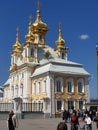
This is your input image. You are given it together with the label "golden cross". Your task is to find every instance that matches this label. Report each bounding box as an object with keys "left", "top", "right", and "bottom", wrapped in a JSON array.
[
  {"left": 37, "top": 0, "right": 40, "bottom": 10},
  {"left": 16, "top": 27, "right": 19, "bottom": 33},
  {"left": 59, "top": 22, "right": 62, "bottom": 30},
  {"left": 16, "top": 27, "right": 19, "bottom": 40},
  {"left": 29, "top": 15, "right": 33, "bottom": 23}
]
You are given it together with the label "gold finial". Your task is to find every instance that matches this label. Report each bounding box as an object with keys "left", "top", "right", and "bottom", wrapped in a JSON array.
[
  {"left": 13, "top": 27, "right": 22, "bottom": 53},
  {"left": 29, "top": 15, "right": 33, "bottom": 24},
  {"left": 32, "top": 1, "right": 48, "bottom": 34},
  {"left": 16, "top": 27, "right": 19, "bottom": 33},
  {"left": 35, "top": 1, "right": 41, "bottom": 23},
  {"left": 59, "top": 22, "right": 62, "bottom": 30},
  {"left": 55, "top": 22, "right": 65, "bottom": 48},
  {"left": 37, "top": 0, "right": 40, "bottom": 10},
  {"left": 58, "top": 22, "right": 62, "bottom": 39},
  {"left": 16, "top": 27, "right": 19, "bottom": 42}
]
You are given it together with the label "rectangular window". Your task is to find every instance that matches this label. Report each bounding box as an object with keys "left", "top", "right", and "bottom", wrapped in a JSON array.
[
  {"left": 15, "top": 86, "right": 18, "bottom": 96},
  {"left": 38, "top": 82, "right": 41, "bottom": 94},
  {"left": 57, "top": 81, "right": 61, "bottom": 92},
  {"left": 67, "top": 82, "right": 72, "bottom": 93},
  {"left": 31, "top": 48, "right": 34, "bottom": 56},
  {"left": 22, "top": 73, "right": 24, "bottom": 78},
  {"left": 79, "top": 100, "right": 83, "bottom": 110},
  {"left": 20, "top": 84, "right": 23, "bottom": 96},
  {"left": 57, "top": 100, "right": 62, "bottom": 110},
  {"left": 33, "top": 83, "right": 36, "bottom": 94},
  {"left": 78, "top": 82, "right": 82, "bottom": 93},
  {"left": 12, "top": 87, "right": 14, "bottom": 97},
  {"left": 68, "top": 101, "right": 74, "bottom": 110},
  {"left": 43, "top": 80, "right": 47, "bottom": 93}
]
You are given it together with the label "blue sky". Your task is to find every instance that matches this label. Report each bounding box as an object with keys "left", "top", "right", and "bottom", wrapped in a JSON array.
[{"left": 0, "top": 0, "right": 98, "bottom": 99}]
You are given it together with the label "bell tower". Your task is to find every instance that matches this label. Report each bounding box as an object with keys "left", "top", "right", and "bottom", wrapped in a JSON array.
[
  {"left": 10, "top": 28, "right": 22, "bottom": 71},
  {"left": 55, "top": 23, "right": 68, "bottom": 61}
]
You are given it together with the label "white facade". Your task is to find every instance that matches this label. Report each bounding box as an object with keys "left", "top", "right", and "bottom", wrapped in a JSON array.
[{"left": 3, "top": 4, "right": 90, "bottom": 116}]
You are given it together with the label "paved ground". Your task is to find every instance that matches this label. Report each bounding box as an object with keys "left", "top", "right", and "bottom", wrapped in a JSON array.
[{"left": 0, "top": 117, "right": 97, "bottom": 130}]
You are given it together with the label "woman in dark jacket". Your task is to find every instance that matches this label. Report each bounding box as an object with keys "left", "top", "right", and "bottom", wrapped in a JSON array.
[
  {"left": 63, "top": 109, "right": 70, "bottom": 123},
  {"left": 71, "top": 112, "right": 79, "bottom": 130},
  {"left": 7, "top": 111, "right": 15, "bottom": 130}
]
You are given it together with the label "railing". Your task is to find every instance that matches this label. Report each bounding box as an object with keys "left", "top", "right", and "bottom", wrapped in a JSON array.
[
  {"left": 22, "top": 103, "right": 43, "bottom": 112},
  {"left": 0, "top": 103, "right": 13, "bottom": 112},
  {"left": 0, "top": 103, "right": 43, "bottom": 112}
]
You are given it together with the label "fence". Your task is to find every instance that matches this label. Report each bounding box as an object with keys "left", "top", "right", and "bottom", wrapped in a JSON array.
[
  {"left": 0, "top": 103, "right": 43, "bottom": 112},
  {"left": 0, "top": 103, "right": 13, "bottom": 112},
  {"left": 22, "top": 103, "right": 43, "bottom": 112}
]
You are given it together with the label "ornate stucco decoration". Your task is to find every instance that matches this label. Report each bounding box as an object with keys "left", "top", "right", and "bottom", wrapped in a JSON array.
[
  {"left": 10, "top": 63, "right": 17, "bottom": 71},
  {"left": 44, "top": 50, "right": 52, "bottom": 60}
]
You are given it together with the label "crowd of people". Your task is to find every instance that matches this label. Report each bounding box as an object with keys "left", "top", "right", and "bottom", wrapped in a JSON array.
[
  {"left": 7, "top": 108, "right": 98, "bottom": 130},
  {"left": 57, "top": 108, "right": 98, "bottom": 130}
]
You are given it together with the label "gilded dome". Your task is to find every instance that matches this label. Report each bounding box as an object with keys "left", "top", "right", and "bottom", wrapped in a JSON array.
[
  {"left": 32, "top": 9, "right": 48, "bottom": 34},
  {"left": 12, "top": 28, "right": 22, "bottom": 54},
  {"left": 55, "top": 24, "right": 65, "bottom": 48},
  {"left": 25, "top": 19, "right": 35, "bottom": 43}
]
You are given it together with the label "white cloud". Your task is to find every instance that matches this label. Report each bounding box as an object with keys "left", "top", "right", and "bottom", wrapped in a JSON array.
[{"left": 79, "top": 34, "right": 89, "bottom": 40}]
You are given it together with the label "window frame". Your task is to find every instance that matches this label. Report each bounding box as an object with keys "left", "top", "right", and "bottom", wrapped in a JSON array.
[
  {"left": 56, "top": 99, "right": 64, "bottom": 111},
  {"left": 66, "top": 78, "right": 74, "bottom": 93},
  {"left": 78, "top": 100, "right": 83, "bottom": 110},
  {"left": 77, "top": 78, "right": 84, "bottom": 94},
  {"left": 56, "top": 77, "right": 63, "bottom": 93}
]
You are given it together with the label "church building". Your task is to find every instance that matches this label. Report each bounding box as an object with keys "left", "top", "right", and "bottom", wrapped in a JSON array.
[{"left": 3, "top": 3, "right": 90, "bottom": 117}]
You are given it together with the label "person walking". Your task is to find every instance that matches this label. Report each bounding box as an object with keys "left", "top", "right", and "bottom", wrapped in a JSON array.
[
  {"left": 62, "top": 109, "right": 70, "bottom": 123},
  {"left": 83, "top": 113, "right": 92, "bottom": 130},
  {"left": 7, "top": 110, "right": 19, "bottom": 130},
  {"left": 93, "top": 113, "right": 98, "bottom": 130},
  {"left": 70, "top": 111, "right": 80, "bottom": 130}
]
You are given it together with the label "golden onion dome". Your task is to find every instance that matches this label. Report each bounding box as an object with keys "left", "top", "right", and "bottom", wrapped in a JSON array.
[
  {"left": 32, "top": 8, "right": 48, "bottom": 34},
  {"left": 13, "top": 28, "right": 22, "bottom": 53},
  {"left": 25, "top": 16, "right": 35, "bottom": 43},
  {"left": 55, "top": 23, "right": 65, "bottom": 48}
]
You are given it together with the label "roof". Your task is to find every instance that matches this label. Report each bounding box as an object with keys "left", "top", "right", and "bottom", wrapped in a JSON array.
[
  {"left": 85, "top": 102, "right": 98, "bottom": 106},
  {"left": 3, "top": 79, "right": 9, "bottom": 87},
  {"left": 31, "top": 60, "right": 90, "bottom": 77},
  {"left": 40, "top": 58, "right": 82, "bottom": 66},
  {"left": 0, "top": 86, "right": 4, "bottom": 94},
  {"left": 0, "top": 89, "right": 3, "bottom": 94}
]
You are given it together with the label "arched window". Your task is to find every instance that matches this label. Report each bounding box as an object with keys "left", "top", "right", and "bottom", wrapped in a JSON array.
[
  {"left": 67, "top": 100, "right": 74, "bottom": 110},
  {"left": 31, "top": 48, "right": 34, "bottom": 56},
  {"left": 56, "top": 77, "right": 63, "bottom": 93},
  {"left": 56, "top": 99, "right": 64, "bottom": 111},
  {"left": 66, "top": 78, "right": 74, "bottom": 93},
  {"left": 38, "top": 82, "right": 41, "bottom": 94},
  {"left": 11, "top": 86, "right": 14, "bottom": 97},
  {"left": 15, "top": 85, "right": 18, "bottom": 96},
  {"left": 61, "top": 52, "right": 65, "bottom": 59},
  {"left": 33, "top": 82, "right": 36, "bottom": 94},
  {"left": 22, "top": 73, "right": 24, "bottom": 78},
  {"left": 25, "top": 49, "right": 27, "bottom": 57},
  {"left": 77, "top": 78, "right": 84, "bottom": 93},
  {"left": 78, "top": 99, "right": 83, "bottom": 110},
  {"left": 20, "top": 84, "right": 23, "bottom": 96},
  {"left": 43, "top": 80, "right": 47, "bottom": 93}
]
